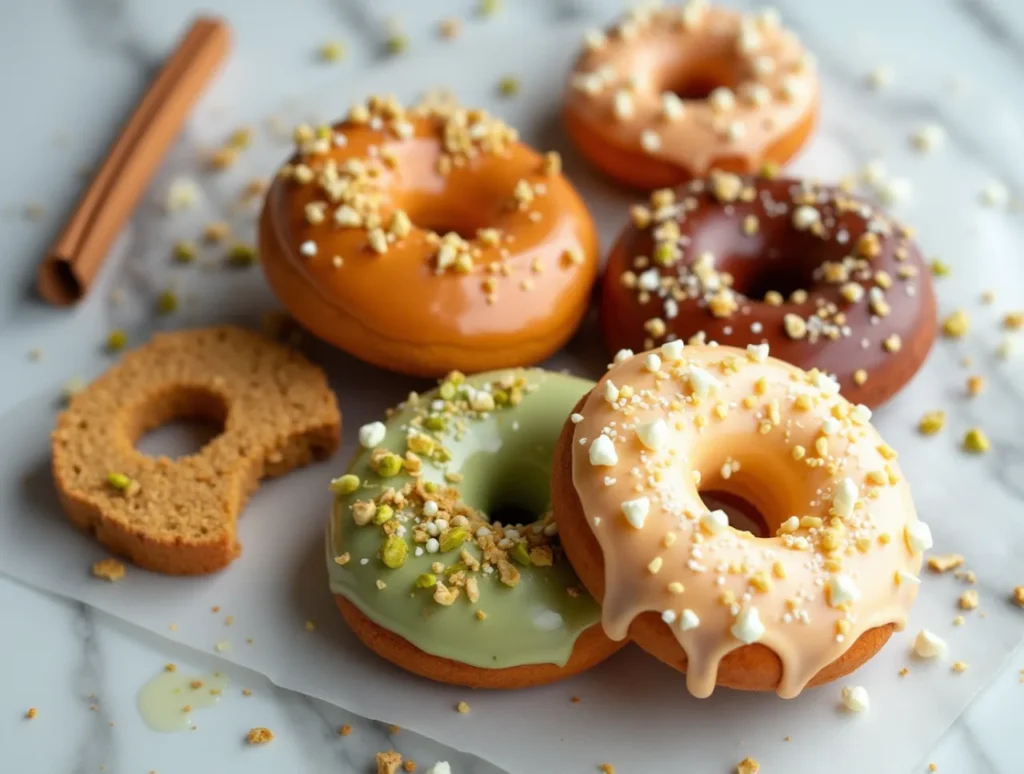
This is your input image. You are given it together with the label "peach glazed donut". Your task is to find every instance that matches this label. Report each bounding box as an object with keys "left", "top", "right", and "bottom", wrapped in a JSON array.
[
  {"left": 601, "top": 173, "right": 937, "bottom": 407},
  {"left": 551, "top": 342, "right": 930, "bottom": 697},
  {"left": 259, "top": 95, "right": 599, "bottom": 377},
  {"left": 563, "top": 2, "right": 818, "bottom": 189},
  {"left": 327, "top": 369, "right": 622, "bottom": 689}
]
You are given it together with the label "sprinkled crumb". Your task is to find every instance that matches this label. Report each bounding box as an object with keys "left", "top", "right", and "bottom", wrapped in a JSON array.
[
  {"left": 456, "top": 701, "right": 470, "bottom": 714},
  {"left": 497, "top": 76, "right": 520, "bottom": 97},
  {"left": 866, "top": 66, "right": 892, "bottom": 89},
  {"left": 979, "top": 181, "right": 1008, "bottom": 207},
  {"left": 929, "top": 765, "right": 938, "bottom": 772},
  {"left": 953, "top": 615, "right": 965, "bottom": 626},
  {"left": 388, "top": 724, "right": 401, "bottom": 735},
  {"left": 91, "top": 558, "right": 126, "bottom": 582},
  {"left": 1013, "top": 587, "right": 1024, "bottom": 606},
  {"left": 165, "top": 178, "right": 200, "bottom": 212},
  {"left": 25, "top": 708, "right": 37, "bottom": 719},
  {"left": 242, "top": 689, "right": 252, "bottom": 696},
  {"left": 203, "top": 222, "right": 230, "bottom": 243},
  {"left": 962, "top": 428, "right": 990, "bottom": 453},
  {"left": 156, "top": 290, "right": 178, "bottom": 315},
  {"left": 246, "top": 727, "right": 273, "bottom": 745},
  {"left": 304, "top": 620, "right": 316, "bottom": 631},
  {"left": 941, "top": 309, "right": 969, "bottom": 338},
  {"left": 225, "top": 243, "right": 257, "bottom": 267},
  {"left": 736, "top": 757, "right": 760, "bottom": 774},
  {"left": 959, "top": 589, "right": 979, "bottom": 610},
  {"left": 571, "top": 696, "right": 581, "bottom": 703},
  {"left": 928, "top": 554, "right": 965, "bottom": 573},
  {"left": 918, "top": 410, "right": 946, "bottom": 435},
  {"left": 952, "top": 661, "right": 968, "bottom": 673},
  {"left": 966, "top": 375, "right": 985, "bottom": 396},
  {"left": 106, "top": 329, "right": 128, "bottom": 353},
  {"left": 376, "top": 751, "right": 403, "bottom": 774},
  {"left": 319, "top": 41, "right": 346, "bottom": 62},
  {"left": 598, "top": 765, "right": 615, "bottom": 774},
  {"left": 173, "top": 240, "right": 197, "bottom": 263},
  {"left": 930, "top": 259, "right": 950, "bottom": 276},
  {"left": 438, "top": 18, "right": 461, "bottom": 39},
  {"left": 478, "top": 0, "right": 501, "bottom": 16},
  {"left": 403, "top": 761, "right": 417, "bottom": 773}
]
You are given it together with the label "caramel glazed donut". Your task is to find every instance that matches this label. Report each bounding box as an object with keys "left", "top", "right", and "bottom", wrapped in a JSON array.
[
  {"left": 259, "top": 95, "right": 599, "bottom": 377},
  {"left": 552, "top": 342, "right": 930, "bottom": 697},
  {"left": 563, "top": 2, "right": 819, "bottom": 189},
  {"left": 601, "top": 172, "right": 937, "bottom": 408}
]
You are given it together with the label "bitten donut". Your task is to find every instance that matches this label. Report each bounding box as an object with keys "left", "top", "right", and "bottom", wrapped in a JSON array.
[
  {"left": 52, "top": 327, "right": 341, "bottom": 575},
  {"left": 601, "top": 174, "right": 937, "bottom": 407},
  {"left": 327, "top": 369, "right": 622, "bottom": 688},
  {"left": 563, "top": 2, "right": 818, "bottom": 189},
  {"left": 552, "top": 343, "right": 929, "bottom": 697},
  {"left": 259, "top": 95, "right": 599, "bottom": 377}
]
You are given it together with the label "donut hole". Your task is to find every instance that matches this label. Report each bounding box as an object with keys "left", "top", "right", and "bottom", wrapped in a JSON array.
[
  {"left": 460, "top": 451, "right": 550, "bottom": 529},
  {"left": 735, "top": 262, "right": 813, "bottom": 303},
  {"left": 407, "top": 201, "right": 492, "bottom": 241},
  {"left": 699, "top": 489, "right": 770, "bottom": 539},
  {"left": 663, "top": 60, "right": 741, "bottom": 101},
  {"left": 130, "top": 387, "right": 229, "bottom": 460}
]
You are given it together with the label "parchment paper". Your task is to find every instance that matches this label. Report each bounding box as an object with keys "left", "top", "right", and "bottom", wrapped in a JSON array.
[{"left": 3, "top": 17, "right": 1024, "bottom": 774}]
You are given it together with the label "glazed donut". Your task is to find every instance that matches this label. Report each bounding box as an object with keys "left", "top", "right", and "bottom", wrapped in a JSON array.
[
  {"left": 259, "top": 95, "right": 599, "bottom": 377},
  {"left": 563, "top": 2, "right": 818, "bottom": 189},
  {"left": 327, "top": 369, "right": 623, "bottom": 688},
  {"left": 551, "top": 343, "right": 928, "bottom": 697},
  {"left": 601, "top": 173, "right": 937, "bottom": 407}
]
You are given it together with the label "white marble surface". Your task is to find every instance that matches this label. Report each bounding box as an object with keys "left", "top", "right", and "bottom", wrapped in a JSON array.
[{"left": 3, "top": 1, "right": 1024, "bottom": 772}]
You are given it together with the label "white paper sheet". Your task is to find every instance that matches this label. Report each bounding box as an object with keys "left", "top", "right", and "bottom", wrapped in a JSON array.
[{"left": 3, "top": 16, "right": 1024, "bottom": 774}]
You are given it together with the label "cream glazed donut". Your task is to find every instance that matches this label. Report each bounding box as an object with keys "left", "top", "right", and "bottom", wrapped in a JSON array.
[
  {"left": 563, "top": 2, "right": 819, "bottom": 189},
  {"left": 551, "top": 342, "right": 929, "bottom": 697}
]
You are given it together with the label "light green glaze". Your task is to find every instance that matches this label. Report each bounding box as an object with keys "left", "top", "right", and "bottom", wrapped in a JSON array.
[
  {"left": 326, "top": 368, "right": 598, "bottom": 669},
  {"left": 136, "top": 671, "right": 228, "bottom": 732}
]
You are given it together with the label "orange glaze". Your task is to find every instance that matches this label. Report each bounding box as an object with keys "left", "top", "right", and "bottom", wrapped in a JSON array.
[
  {"left": 562, "top": 3, "right": 819, "bottom": 190},
  {"left": 259, "top": 99, "right": 600, "bottom": 377}
]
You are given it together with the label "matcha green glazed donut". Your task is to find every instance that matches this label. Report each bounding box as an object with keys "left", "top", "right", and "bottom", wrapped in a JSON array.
[{"left": 327, "top": 368, "right": 622, "bottom": 688}]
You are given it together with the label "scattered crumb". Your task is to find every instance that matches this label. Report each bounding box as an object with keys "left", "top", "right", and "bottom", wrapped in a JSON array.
[
  {"left": 918, "top": 410, "right": 946, "bottom": 435},
  {"left": 61, "top": 377, "right": 85, "bottom": 403},
  {"left": 571, "top": 696, "right": 581, "bottom": 703},
  {"left": 27, "top": 348, "right": 43, "bottom": 361},
  {"left": 214, "top": 640, "right": 231, "bottom": 653},
  {"left": 497, "top": 75, "right": 520, "bottom": 97},
  {"left": 168, "top": 624, "right": 178, "bottom": 632},
  {"left": 598, "top": 765, "right": 615, "bottom": 774},
  {"left": 930, "top": 258, "right": 950, "bottom": 277},
  {"left": 865, "top": 66, "right": 892, "bottom": 89},
  {"left": 959, "top": 590, "right": 979, "bottom": 610},
  {"left": 737, "top": 757, "right": 760, "bottom": 774},
  {"left": 953, "top": 615, "right": 965, "bottom": 626},
  {"left": 304, "top": 620, "right": 316, "bottom": 631},
  {"left": 456, "top": 701, "right": 470, "bottom": 714},
  {"left": 105, "top": 329, "right": 128, "bottom": 353},
  {"left": 242, "top": 689, "right": 252, "bottom": 697},
  {"left": 339, "top": 724, "right": 352, "bottom": 736},
  {"left": 164, "top": 663, "right": 177, "bottom": 672},
  {"left": 156, "top": 290, "right": 178, "bottom": 315},
  {"left": 928, "top": 554, "right": 964, "bottom": 573},
  {"left": 929, "top": 764, "right": 938, "bottom": 773},
  {"left": 966, "top": 375, "right": 985, "bottom": 397},
  {"left": 438, "top": 18, "right": 461, "bottom": 39},
  {"left": 979, "top": 181, "right": 1009, "bottom": 207},
  {"left": 376, "top": 751, "right": 403, "bottom": 774},
  {"left": 388, "top": 724, "right": 401, "bottom": 735},
  {"left": 25, "top": 708, "right": 37, "bottom": 719},
  {"left": 165, "top": 178, "right": 200, "bottom": 212},
  {"left": 1014, "top": 587, "right": 1024, "bottom": 606},
  {"left": 941, "top": 309, "right": 969, "bottom": 338},
  {"left": 403, "top": 761, "right": 417, "bottom": 773},
  {"left": 91, "top": 558, "right": 126, "bottom": 582},
  {"left": 898, "top": 667, "right": 909, "bottom": 677},
  {"left": 246, "top": 727, "right": 274, "bottom": 745},
  {"left": 203, "top": 222, "right": 230, "bottom": 243},
  {"left": 478, "top": 0, "right": 501, "bottom": 16},
  {"left": 962, "top": 428, "right": 990, "bottom": 454},
  {"left": 952, "top": 661, "right": 969, "bottom": 673},
  {"left": 318, "top": 40, "right": 346, "bottom": 62}
]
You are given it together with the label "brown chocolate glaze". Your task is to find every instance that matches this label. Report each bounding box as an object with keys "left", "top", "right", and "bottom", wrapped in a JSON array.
[{"left": 601, "top": 174, "right": 937, "bottom": 407}]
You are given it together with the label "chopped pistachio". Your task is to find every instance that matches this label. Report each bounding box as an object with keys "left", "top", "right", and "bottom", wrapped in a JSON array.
[
  {"left": 511, "top": 541, "right": 532, "bottom": 566},
  {"left": 373, "top": 504, "right": 395, "bottom": 525},
  {"left": 319, "top": 40, "right": 346, "bottom": 62},
  {"left": 478, "top": 0, "right": 501, "bottom": 16},
  {"left": 106, "top": 472, "right": 133, "bottom": 491},
  {"left": 941, "top": 309, "right": 970, "bottom": 338},
  {"left": 381, "top": 535, "right": 408, "bottom": 568},
  {"left": 226, "top": 243, "right": 257, "bottom": 267},
  {"left": 962, "top": 428, "right": 990, "bottom": 453},
  {"left": 156, "top": 290, "right": 178, "bottom": 315},
  {"left": 173, "top": 240, "right": 197, "bottom": 263},
  {"left": 386, "top": 33, "right": 408, "bottom": 55},
  {"left": 497, "top": 75, "right": 520, "bottom": 97},
  {"left": 929, "top": 258, "right": 950, "bottom": 277},
  {"left": 329, "top": 474, "right": 360, "bottom": 495},
  {"left": 105, "top": 329, "right": 128, "bottom": 353},
  {"left": 439, "top": 527, "right": 469, "bottom": 553},
  {"left": 918, "top": 410, "right": 946, "bottom": 435},
  {"left": 415, "top": 573, "right": 437, "bottom": 589},
  {"left": 372, "top": 451, "right": 404, "bottom": 477}
]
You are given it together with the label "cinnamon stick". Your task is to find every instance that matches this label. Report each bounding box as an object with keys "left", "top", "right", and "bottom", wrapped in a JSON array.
[{"left": 37, "top": 17, "right": 231, "bottom": 306}]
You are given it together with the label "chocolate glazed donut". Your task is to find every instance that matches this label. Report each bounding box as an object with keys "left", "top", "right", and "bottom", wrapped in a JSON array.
[{"left": 601, "top": 173, "right": 937, "bottom": 407}]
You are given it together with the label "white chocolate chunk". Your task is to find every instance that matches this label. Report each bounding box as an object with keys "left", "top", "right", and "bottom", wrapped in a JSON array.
[
  {"left": 791, "top": 205, "right": 820, "bottom": 230},
  {"left": 832, "top": 478, "right": 858, "bottom": 519},
  {"left": 621, "top": 497, "right": 651, "bottom": 529},
  {"left": 680, "top": 609, "right": 700, "bottom": 631},
  {"left": 636, "top": 418, "right": 669, "bottom": 451},
  {"left": 603, "top": 380, "right": 620, "bottom": 403},
  {"left": 661, "top": 339, "right": 685, "bottom": 360},
  {"left": 358, "top": 421, "right": 386, "bottom": 448},
  {"left": 904, "top": 521, "right": 933, "bottom": 553},
  {"left": 746, "top": 342, "right": 769, "bottom": 362},
  {"left": 895, "top": 569, "right": 921, "bottom": 586},
  {"left": 851, "top": 404, "right": 872, "bottom": 423},
  {"left": 589, "top": 435, "right": 619, "bottom": 466},
  {"left": 570, "top": 413, "right": 584, "bottom": 424},
  {"left": 687, "top": 365, "right": 723, "bottom": 398},
  {"left": 614, "top": 348, "right": 634, "bottom": 364},
  {"left": 815, "top": 372, "right": 840, "bottom": 396},
  {"left": 660, "top": 609, "right": 676, "bottom": 624},
  {"left": 730, "top": 607, "right": 765, "bottom": 644},
  {"left": 827, "top": 573, "right": 861, "bottom": 607},
  {"left": 841, "top": 685, "right": 870, "bottom": 712},
  {"left": 701, "top": 509, "right": 729, "bottom": 535},
  {"left": 660, "top": 91, "right": 685, "bottom": 121},
  {"left": 644, "top": 353, "right": 662, "bottom": 372},
  {"left": 913, "top": 629, "right": 947, "bottom": 659}
]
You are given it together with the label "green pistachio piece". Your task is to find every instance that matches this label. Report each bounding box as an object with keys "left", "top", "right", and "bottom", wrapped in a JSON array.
[
  {"left": 106, "top": 472, "right": 132, "bottom": 491},
  {"left": 492, "top": 389, "right": 509, "bottom": 406},
  {"left": 381, "top": 535, "right": 408, "bottom": 568},
  {"left": 443, "top": 562, "right": 466, "bottom": 577},
  {"left": 448, "top": 371, "right": 465, "bottom": 386},
  {"left": 372, "top": 504, "right": 395, "bottom": 525},
  {"left": 423, "top": 481, "right": 438, "bottom": 494},
  {"left": 329, "top": 474, "right": 360, "bottom": 495},
  {"left": 438, "top": 381, "right": 457, "bottom": 401},
  {"left": 424, "top": 415, "right": 447, "bottom": 432},
  {"left": 439, "top": 527, "right": 469, "bottom": 553},
  {"left": 407, "top": 433, "right": 436, "bottom": 456},
  {"left": 511, "top": 541, "right": 532, "bottom": 566},
  {"left": 415, "top": 573, "right": 437, "bottom": 588},
  {"left": 373, "top": 452, "right": 404, "bottom": 477}
]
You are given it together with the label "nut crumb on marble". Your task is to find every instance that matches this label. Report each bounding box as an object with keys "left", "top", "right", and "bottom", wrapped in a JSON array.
[
  {"left": 339, "top": 724, "right": 352, "bottom": 735},
  {"left": 928, "top": 554, "right": 964, "bottom": 573},
  {"left": 736, "top": 757, "right": 760, "bottom": 774},
  {"left": 25, "top": 707, "right": 37, "bottom": 719},
  {"left": 246, "top": 727, "right": 274, "bottom": 745},
  {"left": 962, "top": 428, "right": 990, "bottom": 454},
  {"left": 958, "top": 589, "right": 979, "bottom": 610},
  {"left": 376, "top": 751, "right": 403, "bottom": 774},
  {"left": 91, "top": 558, "right": 126, "bottom": 582},
  {"left": 456, "top": 701, "right": 470, "bottom": 714}
]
